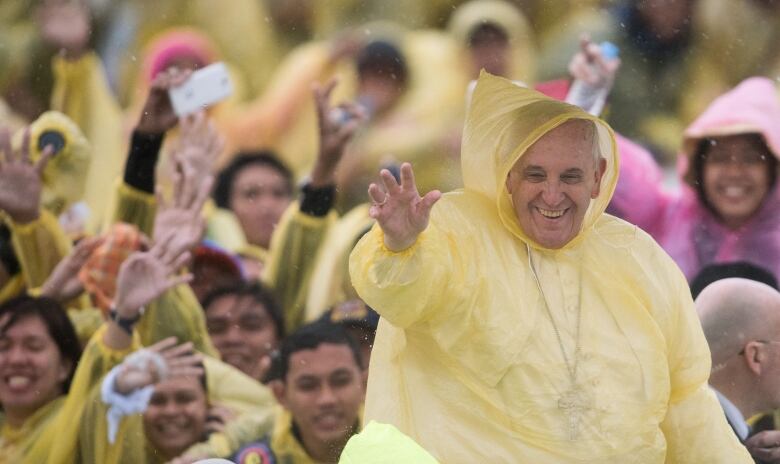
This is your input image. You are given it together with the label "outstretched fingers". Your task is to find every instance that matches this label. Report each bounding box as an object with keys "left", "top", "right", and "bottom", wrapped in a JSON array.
[
  {"left": 147, "top": 336, "right": 179, "bottom": 353},
  {"left": 367, "top": 183, "right": 388, "bottom": 219},
  {"left": 399, "top": 162, "right": 418, "bottom": 192},
  {"left": 73, "top": 235, "right": 105, "bottom": 262},
  {"left": 419, "top": 190, "right": 442, "bottom": 213},
  {"left": 34, "top": 144, "right": 55, "bottom": 176},
  {"left": 192, "top": 175, "right": 214, "bottom": 212},
  {"left": 379, "top": 168, "right": 401, "bottom": 196},
  {"left": 313, "top": 78, "right": 339, "bottom": 124},
  {"left": 19, "top": 128, "right": 31, "bottom": 164}
]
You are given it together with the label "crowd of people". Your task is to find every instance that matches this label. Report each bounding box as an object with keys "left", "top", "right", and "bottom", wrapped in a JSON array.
[{"left": 1, "top": 0, "right": 780, "bottom": 462}]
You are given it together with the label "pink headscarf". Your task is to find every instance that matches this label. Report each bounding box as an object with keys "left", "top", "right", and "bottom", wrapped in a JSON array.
[{"left": 142, "top": 28, "right": 218, "bottom": 84}]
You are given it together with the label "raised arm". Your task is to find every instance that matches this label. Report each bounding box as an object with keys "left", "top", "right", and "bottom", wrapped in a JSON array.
[
  {"left": 263, "top": 79, "right": 364, "bottom": 331},
  {"left": 134, "top": 114, "right": 221, "bottom": 355},
  {"left": 0, "top": 128, "right": 71, "bottom": 298},
  {"left": 349, "top": 163, "right": 460, "bottom": 329},
  {"left": 102, "top": 232, "right": 193, "bottom": 352},
  {"left": 112, "top": 68, "right": 192, "bottom": 233}
]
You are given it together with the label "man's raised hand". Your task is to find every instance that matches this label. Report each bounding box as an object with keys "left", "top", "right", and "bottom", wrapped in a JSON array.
[
  {"left": 37, "top": 0, "right": 91, "bottom": 60},
  {"left": 0, "top": 128, "right": 54, "bottom": 224},
  {"left": 112, "top": 232, "right": 193, "bottom": 320},
  {"left": 136, "top": 67, "right": 192, "bottom": 135},
  {"left": 368, "top": 163, "right": 441, "bottom": 252},
  {"left": 114, "top": 338, "right": 203, "bottom": 395},
  {"left": 311, "top": 79, "right": 365, "bottom": 187},
  {"left": 41, "top": 235, "right": 105, "bottom": 302}
]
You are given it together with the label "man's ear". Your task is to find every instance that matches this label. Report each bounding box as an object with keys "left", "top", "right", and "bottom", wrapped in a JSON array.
[
  {"left": 271, "top": 380, "right": 287, "bottom": 408},
  {"left": 743, "top": 341, "right": 765, "bottom": 376},
  {"left": 58, "top": 359, "right": 72, "bottom": 385},
  {"left": 591, "top": 157, "right": 607, "bottom": 199},
  {"left": 505, "top": 171, "right": 516, "bottom": 195}
]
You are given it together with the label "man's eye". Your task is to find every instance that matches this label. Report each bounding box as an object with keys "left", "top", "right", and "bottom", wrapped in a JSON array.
[
  {"left": 297, "top": 380, "right": 318, "bottom": 392},
  {"left": 561, "top": 175, "right": 582, "bottom": 184},
  {"left": 525, "top": 173, "right": 545, "bottom": 182},
  {"left": 207, "top": 320, "right": 229, "bottom": 334}
]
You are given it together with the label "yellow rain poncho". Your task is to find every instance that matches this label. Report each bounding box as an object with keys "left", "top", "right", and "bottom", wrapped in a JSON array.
[
  {"left": 447, "top": 0, "right": 537, "bottom": 84},
  {"left": 22, "top": 111, "right": 91, "bottom": 217},
  {"left": 349, "top": 72, "right": 751, "bottom": 462},
  {"left": 51, "top": 52, "right": 123, "bottom": 231},
  {"left": 0, "top": 325, "right": 139, "bottom": 464}
]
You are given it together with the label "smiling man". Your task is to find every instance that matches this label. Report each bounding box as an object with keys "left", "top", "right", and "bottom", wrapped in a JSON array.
[
  {"left": 233, "top": 321, "right": 365, "bottom": 464},
  {"left": 349, "top": 72, "right": 751, "bottom": 462}
]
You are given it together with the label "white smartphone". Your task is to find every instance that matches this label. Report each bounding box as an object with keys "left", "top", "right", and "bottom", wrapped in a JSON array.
[{"left": 168, "top": 62, "right": 233, "bottom": 117}]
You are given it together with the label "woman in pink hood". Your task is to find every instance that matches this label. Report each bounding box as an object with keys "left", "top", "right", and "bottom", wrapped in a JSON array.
[{"left": 608, "top": 77, "right": 780, "bottom": 281}]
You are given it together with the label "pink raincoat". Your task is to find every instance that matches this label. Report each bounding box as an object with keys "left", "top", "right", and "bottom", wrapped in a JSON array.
[{"left": 608, "top": 77, "right": 780, "bottom": 281}]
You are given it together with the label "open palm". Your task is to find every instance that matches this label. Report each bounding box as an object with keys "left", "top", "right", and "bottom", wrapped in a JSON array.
[
  {"left": 115, "top": 338, "right": 203, "bottom": 395},
  {"left": 368, "top": 163, "right": 441, "bottom": 252},
  {"left": 41, "top": 236, "right": 105, "bottom": 302},
  {"left": 113, "top": 234, "right": 192, "bottom": 318},
  {"left": 0, "top": 129, "right": 53, "bottom": 223}
]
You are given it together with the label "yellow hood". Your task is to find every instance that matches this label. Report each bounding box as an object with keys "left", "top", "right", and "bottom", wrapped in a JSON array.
[
  {"left": 461, "top": 71, "right": 619, "bottom": 250},
  {"left": 448, "top": 0, "right": 537, "bottom": 83},
  {"left": 14, "top": 111, "right": 91, "bottom": 216}
]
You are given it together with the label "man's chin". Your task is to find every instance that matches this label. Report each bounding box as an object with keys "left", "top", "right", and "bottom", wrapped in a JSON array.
[{"left": 531, "top": 231, "right": 574, "bottom": 249}]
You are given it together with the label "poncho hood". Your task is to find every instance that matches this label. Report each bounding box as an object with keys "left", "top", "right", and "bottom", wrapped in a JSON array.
[
  {"left": 447, "top": 1, "right": 536, "bottom": 83},
  {"left": 680, "top": 76, "right": 780, "bottom": 187},
  {"left": 461, "top": 71, "right": 619, "bottom": 250}
]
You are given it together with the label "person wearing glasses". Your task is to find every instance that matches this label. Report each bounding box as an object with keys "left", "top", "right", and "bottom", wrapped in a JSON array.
[
  {"left": 608, "top": 76, "right": 780, "bottom": 282},
  {"left": 698, "top": 278, "right": 780, "bottom": 463}
]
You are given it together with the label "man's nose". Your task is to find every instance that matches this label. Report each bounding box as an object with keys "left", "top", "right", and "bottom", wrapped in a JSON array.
[
  {"left": 160, "top": 400, "right": 180, "bottom": 416},
  {"left": 723, "top": 158, "right": 749, "bottom": 175},
  {"left": 4, "top": 345, "right": 29, "bottom": 364},
  {"left": 317, "top": 384, "right": 338, "bottom": 407},
  {"left": 222, "top": 323, "right": 244, "bottom": 344},
  {"left": 541, "top": 181, "right": 565, "bottom": 206}
]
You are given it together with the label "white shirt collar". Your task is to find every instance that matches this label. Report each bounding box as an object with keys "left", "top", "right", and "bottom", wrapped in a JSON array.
[{"left": 712, "top": 387, "right": 750, "bottom": 441}]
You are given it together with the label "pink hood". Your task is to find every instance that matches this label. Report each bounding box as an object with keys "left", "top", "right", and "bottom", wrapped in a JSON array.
[
  {"left": 679, "top": 76, "right": 780, "bottom": 187},
  {"left": 609, "top": 76, "right": 780, "bottom": 281}
]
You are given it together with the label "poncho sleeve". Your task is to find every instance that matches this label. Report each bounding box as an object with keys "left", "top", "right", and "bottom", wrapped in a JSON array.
[
  {"left": 136, "top": 283, "right": 219, "bottom": 358},
  {"left": 7, "top": 210, "right": 71, "bottom": 292},
  {"left": 51, "top": 52, "right": 126, "bottom": 232},
  {"left": 262, "top": 201, "right": 335, "bottom": 333},
  {"left": 349, "top": 212, "right": 465, "bottom": 329},
  {"left": 29, "top": 325, "right": 141, "bottom": 464},
  {"left": 654, "top": 247, "right": 753, "bottom": 463},
  {"left": 111, "top": 182, "right": 157, "bottom": 237},
  {"left": 111, "top": 176, "right": 218, "bottom": 358}
]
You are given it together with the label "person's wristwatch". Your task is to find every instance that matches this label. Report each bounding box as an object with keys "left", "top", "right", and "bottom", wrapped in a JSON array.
[{"left": 109, "top": 305, "right": 144, "bottom": 335}]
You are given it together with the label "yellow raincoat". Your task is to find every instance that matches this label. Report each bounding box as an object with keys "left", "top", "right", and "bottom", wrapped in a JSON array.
[
  {"left": 0, "top": 210, "right": 71, "bottom": 304},
  {"left": 349, "top": 72, "right": 751, "bottom": 462},
  {"left": 51, "top": 52, "right": 124, "bottom": 232},
  {"left": 0, "top": 325, "right": 139, "bottom": 464},
  {"left": 447, "top": 0, "right": 537, "bottom": 84}
]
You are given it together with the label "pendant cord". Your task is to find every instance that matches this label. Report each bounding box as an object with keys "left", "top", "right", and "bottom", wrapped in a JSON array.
[{"left": 527, "top": 243, "right": 582, "bottom": 383}]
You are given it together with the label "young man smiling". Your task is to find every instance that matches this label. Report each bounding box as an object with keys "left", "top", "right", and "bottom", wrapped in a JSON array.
[{"left": 233, "top": 322, "right": 365, "bottom": 464}]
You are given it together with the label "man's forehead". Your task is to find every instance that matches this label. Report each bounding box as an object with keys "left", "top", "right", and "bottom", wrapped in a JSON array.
[
  {"left": 514, "top": 121, "right": 597, "bottom": 167},
  {"left": 209, "top": 294, "right": 266, "bottom": 315},
  {"left": 288, "top": 343, "right": 358, "bottom": 376}
]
